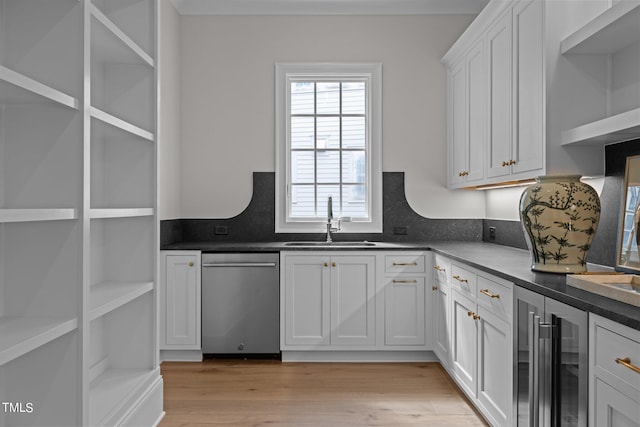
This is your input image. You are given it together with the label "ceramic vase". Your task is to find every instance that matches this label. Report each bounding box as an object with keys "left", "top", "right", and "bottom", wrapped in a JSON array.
[{"left": 519, "top": 175, "right": 601, "bottom": 273}]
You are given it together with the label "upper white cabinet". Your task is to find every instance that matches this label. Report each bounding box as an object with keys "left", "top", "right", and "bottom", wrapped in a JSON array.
[
  {"left": 0, "top": 0, "right": 161, "bottom": 426},
  {"left": 447, "top": 40, "right": 486, "bottom": 187},
  {"left": 560, "top": 1, "right": 640, "bottom": 146},
  {"left": 443, "top": 0, "right": 607, "bottom": 189}
]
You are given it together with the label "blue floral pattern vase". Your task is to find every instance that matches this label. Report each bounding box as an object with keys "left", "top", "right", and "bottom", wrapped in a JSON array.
[{"left": 519, "top": 175, "right": 601, "bottom": 273}]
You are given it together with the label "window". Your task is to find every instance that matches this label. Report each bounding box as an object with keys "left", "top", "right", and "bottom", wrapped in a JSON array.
[{"left": 275, "top": 63, "right": 382, "bottom": 233}]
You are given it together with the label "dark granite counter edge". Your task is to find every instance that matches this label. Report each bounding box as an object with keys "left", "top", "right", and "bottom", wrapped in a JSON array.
[{"left": 161, "top": 240, "right": 640, "bottom": 331}]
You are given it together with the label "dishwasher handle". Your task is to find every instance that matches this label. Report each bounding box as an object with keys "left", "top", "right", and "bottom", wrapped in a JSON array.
[{"left": 202, "top": 262, "right": 278, "bottom": 268}]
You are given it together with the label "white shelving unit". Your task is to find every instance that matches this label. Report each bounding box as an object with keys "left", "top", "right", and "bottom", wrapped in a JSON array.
[
  {"left": 561, "top": 1, "right": 640, "bottom": 146},
  {"left": 0, "top": 0, "right": 161, "bottom": 426}
]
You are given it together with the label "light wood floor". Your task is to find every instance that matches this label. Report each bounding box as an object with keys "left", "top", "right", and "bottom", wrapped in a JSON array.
[{"left": 159, "top": 359, "right": 488, "bottom": 426}]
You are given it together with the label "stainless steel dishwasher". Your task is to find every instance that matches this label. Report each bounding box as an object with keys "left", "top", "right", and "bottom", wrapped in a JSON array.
[{"left": 201, "top": 252, "right": 280, "bottom": 355}]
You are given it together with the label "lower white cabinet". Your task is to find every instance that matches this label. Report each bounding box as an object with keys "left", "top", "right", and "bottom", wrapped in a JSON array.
[
  {"left": 160, "top": 251, "right": 201, "bottom": 355},
  {"left": 441, "top": 255, "right": 513, "bottom": 427},
  {"left": 281, "top": 251, "right": 432, "bottom": 358},
  {"left": 589, "top": 314, "right": 640, "bottom": 427},
  {"left": 282, "top": 253, "right": 376, "bottom": 347},
  {"left": 432, "top": 256, "right": 451, "bottom": 367}
]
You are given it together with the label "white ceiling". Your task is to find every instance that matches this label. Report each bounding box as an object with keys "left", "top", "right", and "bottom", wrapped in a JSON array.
[{"left": 170, "top": 0, "right": 490, "bottom": 15}]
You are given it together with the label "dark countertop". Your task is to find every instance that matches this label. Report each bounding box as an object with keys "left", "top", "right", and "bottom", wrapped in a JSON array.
[{"left": 161, "top": 240, "right": 640, "bottom": 330}]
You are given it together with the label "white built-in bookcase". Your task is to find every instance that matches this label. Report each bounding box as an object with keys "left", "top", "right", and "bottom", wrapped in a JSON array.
[{"left": 0, "top": 1, "right": 162, "bottom": 426}]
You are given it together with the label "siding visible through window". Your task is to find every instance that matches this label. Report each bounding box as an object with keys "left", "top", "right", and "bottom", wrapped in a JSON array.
[{"left": 289, "top": 80, "right": 367, "bottom": 219}]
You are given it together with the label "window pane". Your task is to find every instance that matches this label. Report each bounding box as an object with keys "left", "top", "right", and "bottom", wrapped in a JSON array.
[
  {"left": 342, "top": 82, "right": 365, "bottom": 114},
  {"left": 342, "top": 185, "right": 367, "bottom": 217},
  {"left": 317, "top": 151, "right": 340, "bottom": 184},
  {"left": 291, "top": 116, "right": 314, "bottom": 149},
  {"left": 317, "top": 82, "right": 340, "bottom": 115},
  {"left": 291, "top": 82, "right": 314, "bottom": 114},
  {"left": 291, "top": 151, "right": 315, "bottom": 183},
  {"left": 290, "top": 185, "right": 315, "bottom": 217},
  {"left": 342, "top": 151, "right": 366, "bottom": 183},
  {"left": 317, "top": 116, "right": 340, "bottom": 149},
  {"left": 342, "top": 117, "right": 365, "bottom": 149},
  {"left": 317, "top": 185, "right": 341, "bottom": 218}
]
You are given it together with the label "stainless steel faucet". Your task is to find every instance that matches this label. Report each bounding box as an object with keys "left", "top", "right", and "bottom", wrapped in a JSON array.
[{"left": 326, "top": 196, "right": 338, "bottom": 242}]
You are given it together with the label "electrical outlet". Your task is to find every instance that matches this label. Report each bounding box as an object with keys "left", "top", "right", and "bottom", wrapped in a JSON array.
[
  {"left": 489, "top": 226, "right": 496, "bottom": 240},
  {"left": 393, "top": 226, "right": 408, "bottom": 235},
  {"left": 215, "top": 226, "right": 229, "bottom": 235}
]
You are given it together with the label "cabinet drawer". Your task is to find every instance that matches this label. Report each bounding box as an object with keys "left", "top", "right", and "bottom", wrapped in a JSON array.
[
  {"left": 432, "top": 254, "right": 451, "bottom": 284},
  {"left": 451, "top": 264, "right": 477, "bottom": 297},
  {"left": 476, "top": 274, "right": 512, "bottom": 321},
  {"left": 593, "top": 320, "right": 640, "bottom": 393},
  {"left": 385, "top": 255, "right": 425, "bottom": 273}
]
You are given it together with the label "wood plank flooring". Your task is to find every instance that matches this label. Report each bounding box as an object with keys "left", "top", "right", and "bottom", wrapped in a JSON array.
[{"left": 160, "top": 359, "right": 488, "bottom": 426}]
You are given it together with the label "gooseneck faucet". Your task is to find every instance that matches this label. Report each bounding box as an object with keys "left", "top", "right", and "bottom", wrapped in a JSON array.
[{"left": 327, "top": 196, "right": 342, "bottom": 242}]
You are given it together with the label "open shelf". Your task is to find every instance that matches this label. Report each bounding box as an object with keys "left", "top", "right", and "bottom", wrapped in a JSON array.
[
  {"left": 89, "top": 106, "right": 154, "bottom": 141},
  {"left": 561, "top": 2, "right": 640, "bottom": 54},
  {"left": 0, "top": 209, "right": 77, "bottom": 223},
  {"left": 89, "top": 368, "right": 158, "bottom": 427},
  {"left": 562, "top": 108, "right": 640, "bottom": 146},
  {"left": 89, "top": 208, "right": 154, "bottom": 219},
  {"left": 0, "top": 66, "right": 78, "bottom": 108},
  {"left": 0, "top": 316, "right": 78, "bottom": 366},
  {"left": 90, "top": 281, "right": 154, "bottom": 320},
  {"left": 89, "top": 3, "right": 153, "bottom": 67}
]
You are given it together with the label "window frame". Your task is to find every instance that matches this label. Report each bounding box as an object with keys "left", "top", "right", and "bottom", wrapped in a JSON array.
[{"left": 275, "top": 63, "right": 382, "bottom": 234}]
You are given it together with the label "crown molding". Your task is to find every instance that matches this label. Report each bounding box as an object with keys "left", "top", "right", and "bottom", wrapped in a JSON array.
[{"left": 170, "top": 0, "right": 490, "bottom": 16}]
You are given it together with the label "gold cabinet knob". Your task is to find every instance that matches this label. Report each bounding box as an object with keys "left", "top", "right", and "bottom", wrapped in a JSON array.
[
  {"left": 324, "top": 262, "right": 329, "bottom": 267},
  {"left": 332, "top": 262, "right": 337, "bottom": 267},
  {"left": 502, "top": 160, "right": 509, "bottom": 167},
  {"left": 432, "top": 285, "right": 438, "bottom": 291},
  {"left": 467, "top": 311, "right": 474, "bottom": 317},
  {"left": 473, "top": 314, "right": 481, "bottom": 320},
  {"left": 509, "top": 159, "right": 516, "bottom": 165},
  {"left": 188, "top": 261, "right": 194, "bottom": 267}
]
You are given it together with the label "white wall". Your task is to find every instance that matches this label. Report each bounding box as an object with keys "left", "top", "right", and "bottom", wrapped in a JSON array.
[
  {"left": 178, "top": 14, "right": 486, "bottom": 219},
  {"left": 158, "top": 0, "right": 182, "bottom": 220}
]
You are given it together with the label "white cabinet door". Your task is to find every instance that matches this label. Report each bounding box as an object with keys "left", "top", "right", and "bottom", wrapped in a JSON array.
[
  {"left": 449, "top": 58, "right": 468, "bottom": 187},
  {"left": 284, "top": 255, "right": 331, "bottom": 346},
  {"left": 486, "top": 9, "right": 513, "bottom": 179},
  {"left": 451, "top": 289, "right": 478, "bottom": 397},
  {"left": 466, "top": 39, "right": 486, "bottom": 184},
  {"left": 433, "top": 280, "right": 450, "bottom": 366},
  {"left": 383, "top": 277, "right": 426, "bottom": 346},
  {"left": 161, "top": 251, "right": 201, "bottom": 349},
  {"left": 512, "top": 0, "right": 544, "bottom": 177},
  {"left": 594, "top": 378, "right": 640, "bottom": 427},
  {"left": 331, "top": 256, "right": 376, "bottom": 346},
  {"left": 477, "top": 306, "right": 512, "bottom": 426}
]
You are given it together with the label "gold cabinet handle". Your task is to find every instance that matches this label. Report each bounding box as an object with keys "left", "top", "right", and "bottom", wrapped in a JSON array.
[
  {"left": 509, "top": 159, "right": 516, "bottom": 165},
  {"left": 433, "top": 265, "right": 446, "bottom": 272},
  {"left": 393, "top": 279, "right": 417, "bottom": 283},
  {"left": 332, "top": 262, "right": 337, "bottom": 267},
  {"left": 324, "top": 262, "right": 329, "bottom": 267},
  {"left": 458, "top": 171, "right": 469, "bottom": 177},
  {"left": 467, "top": 311, "right": 474, "bottom": 317},
  {"left": 473, "top": 313, "right": 481, "bottom": 320},
  {"left": 615, "top": 357, "right": 640, "bottom": 374},
  {"left": 453, "top": 275, "right": 468, "bottom": 283},
  {"left": 393, "top": 262, "right": 418, "bottom": 266},
  {"left": 432, "top": 285, "right": 438, "bottom": 291},
  {"left": 480, "top": 289, "right": 500, "bottom": 299},
  {"left": 188, "top": 261, "right": 194, "bottom": 267},
  {"left": 501, "top": 160, "right": 509, "bottom": 167}
]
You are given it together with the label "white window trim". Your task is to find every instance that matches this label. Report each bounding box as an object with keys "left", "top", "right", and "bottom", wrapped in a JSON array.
[{"left": 275, "top": 62, "right": 382, "bottom": 234}]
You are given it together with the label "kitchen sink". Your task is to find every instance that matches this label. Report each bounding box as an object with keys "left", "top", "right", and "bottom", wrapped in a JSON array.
[
  {"left": 284, "top": 241, "right": 377, "bottom": 247},
  {"left": 566, "top": 274, "right": 640, "bottom": 307}
]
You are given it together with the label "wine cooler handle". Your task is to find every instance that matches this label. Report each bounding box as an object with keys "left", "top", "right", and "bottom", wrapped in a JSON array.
[{"left": 529, "top": 312, "right": 541, "bottom": 427}]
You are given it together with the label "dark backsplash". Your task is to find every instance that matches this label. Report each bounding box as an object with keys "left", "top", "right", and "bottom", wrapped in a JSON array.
[
  {"left": 161, "top": 172, "right": 483, "bottom": 246},
  {"left": 162, "top": 138, "right": 640, "bottom": 269}
]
